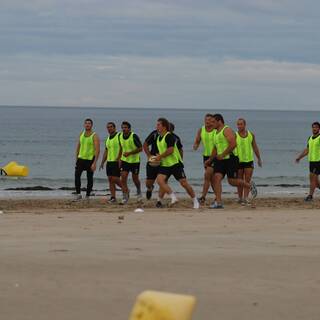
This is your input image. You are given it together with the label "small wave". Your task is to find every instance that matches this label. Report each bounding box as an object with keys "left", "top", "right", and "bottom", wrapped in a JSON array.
[{"left": 5, "top": 186, "right": 54, "bottom": 191}]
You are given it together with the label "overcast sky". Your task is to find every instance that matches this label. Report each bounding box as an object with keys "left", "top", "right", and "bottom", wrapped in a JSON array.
[{"left": 0, "top": 0, "right": 319, "bottom": 110}]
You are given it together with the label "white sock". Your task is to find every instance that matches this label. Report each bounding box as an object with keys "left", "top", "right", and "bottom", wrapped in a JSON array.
[{"left": 170, "top": 192, "right": 177, "bottom": 202}]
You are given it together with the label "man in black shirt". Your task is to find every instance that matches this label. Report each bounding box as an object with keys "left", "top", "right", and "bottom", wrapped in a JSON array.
[
  {"left": 143, "top": 129, "right": 160, "bottom": 200},
  {"left": 143, "top": 123, "right": 184, "bottom": 200},
  {"left": 169, "top": 122, "right": 183, "bottom": 159},
  {"left": 155, "top": 118, "right": 199, "bottom": 209}
]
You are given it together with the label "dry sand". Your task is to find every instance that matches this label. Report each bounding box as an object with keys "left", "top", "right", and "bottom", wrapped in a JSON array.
[{"left": 0, "top": 198, "right": 320, "bottom": 320}]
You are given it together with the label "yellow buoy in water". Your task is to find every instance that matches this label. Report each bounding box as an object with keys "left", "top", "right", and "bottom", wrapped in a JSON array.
[
  {"left": 129, "top": 291, "right": 196, "bottom": 320},
  {"left": 0, "top": 161, "right": 29, "bottom": 177}
]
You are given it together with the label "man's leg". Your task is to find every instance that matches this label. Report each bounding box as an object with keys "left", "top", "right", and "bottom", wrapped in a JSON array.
[
  {"left": 237, "top": 168, "right": 244, "bottom": 201},
  {"left": 309, "top": 173, "right": 318, "bottom": 197},
  {"left": 243, "top": 168, "right": 254, "bottom": 199},
  {"left": 179, "top": 178, "right": 199, "bottom": 209},
  {"left": 108, "top": 176, "right": 116, "bottom": 198},
  {"left": 132, "top": 173, "right": 142, "bottom": 197},
  {"left": 121, "top": 171, "right": 129, "bottom": 194},
  {"left": 131, "top": 164, "right": 141, "bottom": 196},
  {"left": 179, "top": 178, "right": 195, "bottom": 199},
  {"left": 146, "top": 179, "right": 155, "bottom": 191},
  {"left": 115, "top": 177, "right": 122, "bottom": 189},
  {"left": 156, "top": 174, "right": 173, "bottom": 197},
  {"left": 213, "top": 173, "right": 224, "bottom": 204},
  {"left": 228, "top": 177, "right": 250, "bottom": 189},
  {"left": 201, "top": 166, "right": 214, "bottom": 199},
  {"left": 146, "top": 163, "right": 158, "bottom": 200},
  {"left": 86, "top": 166, "right": 94, "bottom": 197},
  {"left": 146, "top": 178, "right": 155, "bottom": 199},
  {"left": 75, "top": 159, "right": 84, "bottom": 195}
]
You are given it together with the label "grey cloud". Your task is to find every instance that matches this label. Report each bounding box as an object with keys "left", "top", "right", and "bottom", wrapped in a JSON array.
[
  {"left": 0, "top": 1, "right": 319, "bottom": 63},
  {"left": 1, "top": 55, "right": 320, "bottom": 109}
]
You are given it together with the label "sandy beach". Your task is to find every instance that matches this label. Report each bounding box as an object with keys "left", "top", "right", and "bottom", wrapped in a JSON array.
[{"left": 1, "top": 198, "right": 320, "bottom": 320}]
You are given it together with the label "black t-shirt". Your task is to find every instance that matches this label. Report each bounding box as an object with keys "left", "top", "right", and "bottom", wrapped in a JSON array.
[
  {"left": 144, "top": 130, "right": 159, "bottom": 155},
  {"left": 172, "top": 133, "right": 183, "bottom": 150},
  {"left": 122, "top": 132, "right": 142, "bottom": 148}
]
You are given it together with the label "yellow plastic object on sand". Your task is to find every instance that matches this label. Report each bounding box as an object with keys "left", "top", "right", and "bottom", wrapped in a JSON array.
[
  {"left": 0, "top": 161, "right": 29, "bottom": 177},
  {"left": 129, "top": 291, "right": 196, "bottom": 320}
]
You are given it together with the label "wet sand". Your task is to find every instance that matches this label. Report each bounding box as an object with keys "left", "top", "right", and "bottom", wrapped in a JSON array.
[{"left": 0, "top": 198, "right": 320, "bottom": 320}]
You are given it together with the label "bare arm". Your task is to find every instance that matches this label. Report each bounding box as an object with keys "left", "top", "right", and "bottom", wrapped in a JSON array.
[
  {"left": 91, "top": 134, "right": 100, "bottom": 171},
  {"left": 75, "top": 132, "right": 82, "bottom": 161},
  {"left": 218, "top": 128, "right": 236, "bottom": 160},
  {"left": 193, "top": 128, "right": 201, "bottom": 150},
  {"left": 252, "top": 133, "right": 262, "bottom": 167},
  {"left": 296, "top": 148, "right": 309, "bottom": 163},
  {"left": 179, "top": 148, "right": 184, "bottom": 159},
  {"left": 117, "top": 146, "right": 122, "bottom": 161},
  {"left": 204, "top": 146, "right": 217, "bottom": 167},
  {"left": 99, "top": 149, "right": 108, "bottom": 169},
  {"left": 75, "top": 141, "right": 80, "bottom": 161}
]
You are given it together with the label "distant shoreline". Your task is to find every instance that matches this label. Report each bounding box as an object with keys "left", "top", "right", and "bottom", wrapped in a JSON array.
[{"left": 0, "top": 105, "right": 319, "bottom": 112}]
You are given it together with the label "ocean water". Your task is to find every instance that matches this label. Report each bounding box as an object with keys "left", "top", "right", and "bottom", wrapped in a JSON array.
[{"left": 0, "top": 106, "right": 316, "bottom": 198}]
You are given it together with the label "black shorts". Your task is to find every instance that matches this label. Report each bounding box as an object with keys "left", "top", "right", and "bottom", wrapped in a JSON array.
[
  {"left": 203, "top": 156, "right": 210, "bottom": 163},
  {"left": 146, "top": 162, "right": 159, "bottom": 180},
  {"left": 158, "top": 163, "right": 186, "bottom": 181},
  {"left": 106, "top": 161, "right": 120, "bottom": 177},
  {"left": 238, "top": 161, "right": 254, "bottom": 169},
  {"left": 203, "top": 156, "right": 215, "bottom": 168},
  {"left": 76, "top": 158, "right": 94, "bottom": 172},
  {"left": 214, "top": 156, "right": 238, "bottom": 179},
  {"left": 309, "top": 161, "right": 320, "bottom": 175},
  {"left": 120, "top": 161, "right": 140, "bottom": 175}
]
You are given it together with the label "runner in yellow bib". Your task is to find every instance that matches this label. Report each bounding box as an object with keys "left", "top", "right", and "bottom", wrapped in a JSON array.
[
  {"left": 205, "top": 114, "right": 257, "bottom": 209},
  {"left": 296, "top": 122, "right": 320, "bottom": 201},
  {"left": 154, "top": 118, "right": 199, "bottom": 209},
  {"left": 193, "top": 114, "right": 216, "bottom": 203},
  {"left": 74, "top": 118, "right": 100, "bottom": 201},
  {"left": 99, "top": 122, "right": 122, "bottom": 204},
  {"left": 143, "top": 123, "right": 183, "bottom": 201},
  {"left": 236, "top": 118, "right": 262, "bottom": 205},
  {"left": 119, "top": 121, "right": 143, "bottom": 204}
]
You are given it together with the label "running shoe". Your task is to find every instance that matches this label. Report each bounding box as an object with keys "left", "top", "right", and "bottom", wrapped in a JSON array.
[
  {"left": 121, "top": 198, "right": 128, "bottom": 205},
  {"left": 242, "top": 199, "right": 251, "bottom": 206},
  {"left": 120, "top": 193, "right": 129, "bottom": 205},
  {"left": 197, "top": 196, "right": 206, "bottom": 204},
  {"left": 156, "top": 201, "right": 163, "bottom": 208},
  {"left": 304, "top": 195, "right": 313, "bottom": 202},
  {"left": 209, "top": 202, "right": 224, "bottom": 209},
  {"left": 108, "top": 197, "right": 117, "bottom": 204},
  {"left": 170, "top": 196, "right": 178, "bottom": 206},
  {"left": 72, "top": 194, "right": 82, "bottom": 202}
]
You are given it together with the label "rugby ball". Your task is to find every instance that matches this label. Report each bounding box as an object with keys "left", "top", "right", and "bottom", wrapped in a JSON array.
[{"left": 149, "top": 156, "right": 161, "bottom": 167}]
